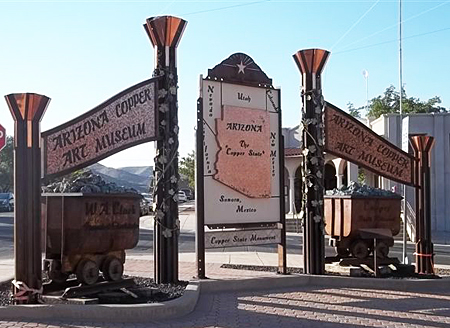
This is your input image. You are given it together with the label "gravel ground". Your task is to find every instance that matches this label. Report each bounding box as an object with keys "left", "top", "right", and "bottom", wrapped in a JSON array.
[{"left": 0, "top": 277, "right": 188, "bottom": 307}]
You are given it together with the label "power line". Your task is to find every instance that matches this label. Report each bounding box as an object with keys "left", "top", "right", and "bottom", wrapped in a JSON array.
[
  {"left": 180, "top": 0, "right": 271, "bottom": 16},
  {"left": 331, "top": 0, "right": 381, "bottom": 50},
  {"left": 334, "top": 26, "right": 450, "bottom": 54},
  {"left": 336, "top": 0, "right": 450, "bottom": 52}
]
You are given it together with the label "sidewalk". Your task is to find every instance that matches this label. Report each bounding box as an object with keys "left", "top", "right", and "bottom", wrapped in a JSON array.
[{"left": 1, "top": 207, "right": 450, "bottom": 327}]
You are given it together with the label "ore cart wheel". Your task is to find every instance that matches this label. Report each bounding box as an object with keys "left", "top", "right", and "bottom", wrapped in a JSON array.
[
  {"left": 76, "top": 259, "right": 99, "bottom": 285},
  {"left": 102, "top": 256, "right": 124, "bottom": 281},
  {"left": 351, "top": 240, "right": 369, "bottom": 259},
  {"left": 376, "top": 241, "right": 390, "bottom": 258},
  {"left": 335, "top": 246, "right": 350, "bottom": 258}
]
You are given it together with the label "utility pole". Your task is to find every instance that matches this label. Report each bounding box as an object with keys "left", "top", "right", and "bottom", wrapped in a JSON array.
[
  {"left": 362, "top": 69, "right": 369, "bottom": 115},
  {"left": 399, "top": 0, "right": 408, "bottom": 265}
]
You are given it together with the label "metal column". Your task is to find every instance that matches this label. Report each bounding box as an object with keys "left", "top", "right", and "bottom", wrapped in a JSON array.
[
  {"left": 144, "top": 16, "right": 187, "bottom": 283},
  {"left": 293, "top": 49, "right": 330, "bottom": 275},
  {"left": 410, "top": 134, "right": 435, "bottom": 275},
  {"left": 5, "top": 93, "right": 50, "bottom": 303}
]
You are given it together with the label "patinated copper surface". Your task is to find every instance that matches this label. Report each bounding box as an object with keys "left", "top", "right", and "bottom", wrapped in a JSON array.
[{"left": 325, "top": 103, "right": 415, "bottom": 186}]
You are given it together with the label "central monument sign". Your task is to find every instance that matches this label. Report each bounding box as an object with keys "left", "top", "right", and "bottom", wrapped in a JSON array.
[
  {"left": 196, "top": 53, "right": 286, "bottom": 278},
  {"left": 201, "top": 55, "right": 282, "bottom": 225}
]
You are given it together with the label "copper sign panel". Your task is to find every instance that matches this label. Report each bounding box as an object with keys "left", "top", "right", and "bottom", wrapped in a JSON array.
[
  {"left": 324, "top": 103, "right": 414, "bottom": 186},
  {"left": 42, "top": 78, "right": 159, "bottom": 179}
]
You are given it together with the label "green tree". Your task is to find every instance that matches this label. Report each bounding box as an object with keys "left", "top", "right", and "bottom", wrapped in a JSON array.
[
  {"left": 0, "top": 136, "right": 14, "bottom": 192},
  {"left": 347, "top": 102, "right": 361, "bottom": 118},
  {"left": 367, "top": 85, "right": 447, "bottom": 119},
  {"left": 179, "top": 151, "right": 195, "bottom": 189}
]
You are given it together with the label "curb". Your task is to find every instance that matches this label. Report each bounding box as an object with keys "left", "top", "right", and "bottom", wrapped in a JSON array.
[
  {"left": 198, "top": 273, "right": 450, "bottom": 294},
  {"left": 0, "top": 281, "right": 200, "bottom": 323},
  {"left": 1, "top": 274, "right": 450, "bottom": 323},
  {"left": 0, "top": 276, "right": 13, "bottom": 284}
]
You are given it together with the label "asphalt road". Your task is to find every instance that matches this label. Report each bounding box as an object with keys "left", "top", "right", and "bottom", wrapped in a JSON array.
[{"left": 1, "top": 209, "right": 450, "bottom": 265}]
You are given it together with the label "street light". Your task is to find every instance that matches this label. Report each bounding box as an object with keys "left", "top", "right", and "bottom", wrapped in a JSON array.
[{"left": 362, "top": 69, "right": 369, "bottom": 115}]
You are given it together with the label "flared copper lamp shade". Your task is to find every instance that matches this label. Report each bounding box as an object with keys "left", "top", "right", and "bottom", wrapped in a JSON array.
[
  {"left": 144, "top": 16, "right": 187, "bottom": 48},
  {"left": 410, "top": 134, "right": 435, "bottom": 164},
  {"left": 5, "top": 93, "right": 50, "bottom": 123},
  {"left": 410, "top": 134, "right": 435, "bottom": 153},
  {"left": 293, "top": 49, "right": 330, "bottom": 75}
]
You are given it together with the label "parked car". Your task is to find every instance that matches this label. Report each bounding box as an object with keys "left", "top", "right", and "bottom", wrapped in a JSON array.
[
  {"left": 0, "top": 193, "right": 13, "bottom": 212},
  {"left": 178, "top": 191, "right": 187, "bottom": 203},
  {"left": 180, "top": 188, "right": 194, "bottom": 200},
  {"left": 140, "top": 193, "right": 153, "bottom": 216}
]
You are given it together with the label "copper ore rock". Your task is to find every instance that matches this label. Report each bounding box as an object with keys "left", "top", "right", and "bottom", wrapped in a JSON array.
[
  {"left": 326, "top": 181, "right": 401, "bottom": 198},
  {"left": 42, "top": 170, "right": 138, "bottom": 194}
]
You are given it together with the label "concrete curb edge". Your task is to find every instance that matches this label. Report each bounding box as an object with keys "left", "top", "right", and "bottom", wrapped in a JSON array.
[
  {"left": 1, "top": 273, "right": 450, "bottom": 323},
  {"left": 198, "top": 273, "right": 450, "bottom": 293},
  {"left": 0, "top": 281, "right": 200, "bottom": 323}
]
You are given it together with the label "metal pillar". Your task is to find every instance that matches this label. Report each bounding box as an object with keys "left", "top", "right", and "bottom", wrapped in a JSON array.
[
  {"left": 195, "top": 96, "right": 205, "bottom": 279},
  {"left": 5, "top": 93, "right": 50, "bottom": 304},
  {"left": 293, "top": 49, "right": 330, "bottom": 275},
  {"left": 278, "top": 136, "right": 287, "bottom": 274},
  {"left": 288, "top": 175, "right": 296, "bottom": 214},
  {"left": 410, "top": 134, "right": 435, "bottom": 275},
  {"left": 144, "top": 16, "right": 187, "bottom": 283}
]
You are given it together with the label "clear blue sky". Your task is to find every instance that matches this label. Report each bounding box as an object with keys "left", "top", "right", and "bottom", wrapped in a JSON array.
[{"left": 1, "top": 0, "right": 449, "bottom": 168}]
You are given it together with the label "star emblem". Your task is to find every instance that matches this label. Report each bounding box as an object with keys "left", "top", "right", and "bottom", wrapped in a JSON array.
[{"left": 237, "top": 61, "right": 246, "bottom": 74}]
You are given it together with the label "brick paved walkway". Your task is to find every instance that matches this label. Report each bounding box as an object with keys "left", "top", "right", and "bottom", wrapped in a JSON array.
[
  {"left": 2, "top": 253, "right": 450, "bottom": 327},
  {"left": 124, "top": 258, "right": 278, "bottom": 281},
  {"left": 1, "top": 283, "right": 450, "bottom": 327},
  {"left": 1, "top": 286, "right": 450, "bottom": 327}
]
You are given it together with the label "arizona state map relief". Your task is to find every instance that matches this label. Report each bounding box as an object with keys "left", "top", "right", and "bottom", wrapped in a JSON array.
[{"left": 213, "top": 105, "right": 271, "bottom": 198}]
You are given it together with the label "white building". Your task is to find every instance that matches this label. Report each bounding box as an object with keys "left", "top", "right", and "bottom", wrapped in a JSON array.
[
  {"left": 370, "top": 113, "right": 450, "bottom": 244},
  {"left": 283, "top": 113, "right": 450, "bottom": 244},
  {"left": 282, "top": 126, "right": 358, "bottom": 215}
]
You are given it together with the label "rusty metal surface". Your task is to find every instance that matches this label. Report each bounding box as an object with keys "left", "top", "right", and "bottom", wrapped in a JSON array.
[
  {"left": 324, "top": 196, "right": 401, "bottom": 239},
  {"left": 42, "top": 193, "right": 140, "bottom": 257}
]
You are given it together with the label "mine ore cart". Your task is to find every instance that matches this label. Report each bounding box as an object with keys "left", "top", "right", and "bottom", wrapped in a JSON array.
[
  {"left": 324, "top": 194, "right": 401, "bottom": 259},
  {"left": 42, "top": 193, "right": 141, "bottom": 285}
]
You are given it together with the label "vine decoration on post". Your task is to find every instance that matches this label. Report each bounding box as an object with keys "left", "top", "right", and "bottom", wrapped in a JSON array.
[
  {"left": 152, "top": 67, "right": 181, "bottom": 238},
  {"left": 300, "top": 88, "right": 325, "bottom": 229}
]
